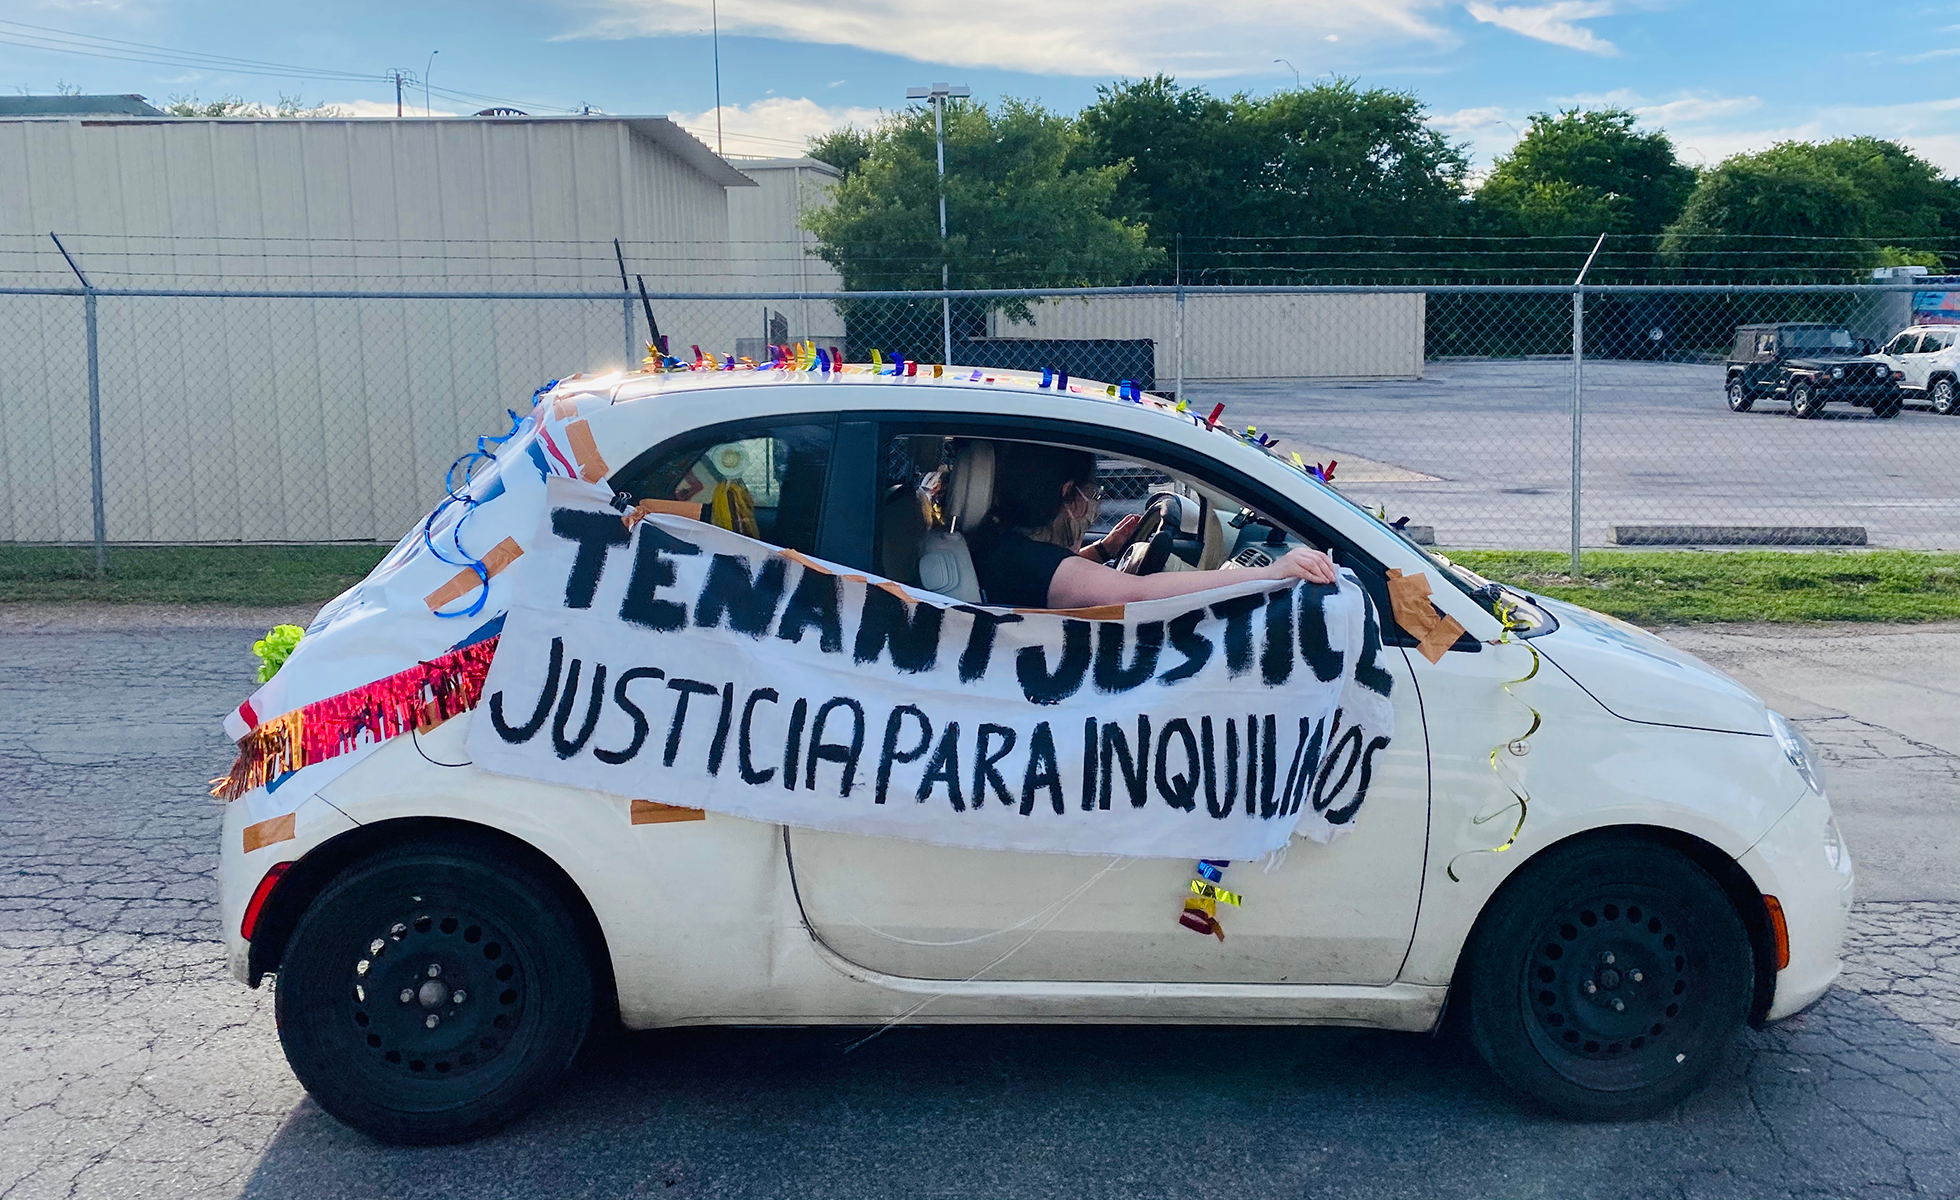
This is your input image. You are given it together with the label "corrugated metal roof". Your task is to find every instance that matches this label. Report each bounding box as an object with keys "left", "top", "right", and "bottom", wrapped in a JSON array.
[{"left": 0, "top": 94, "right": 164, "bottom": 117}]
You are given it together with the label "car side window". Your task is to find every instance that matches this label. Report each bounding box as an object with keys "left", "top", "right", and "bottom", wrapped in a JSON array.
[
  {"left": 613, "top": 422, "right": 833, "bottom": 554},
  {"left": 1935, "top": 331, "right": 1957, "bottom": 352},
  {"left": 1895, "top": 333, "right": 1924, "bottom": 355},
  {"left": 1884, "top": 333, "right": 1913, "bottom": 356},
  {"left": 1757, "top": 333, "right": 1777, "bottom": 358}
]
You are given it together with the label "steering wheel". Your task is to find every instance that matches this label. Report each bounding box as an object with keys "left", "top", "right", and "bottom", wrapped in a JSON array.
[{"left": 1115, "top": 491, "right": 1189, "bottom": 575}]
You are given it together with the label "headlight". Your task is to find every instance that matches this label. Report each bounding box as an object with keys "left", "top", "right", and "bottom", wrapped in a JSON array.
[
  {"left": 1831, "top": 366, "right": 1845, "bottom": 379},
  {"left": 1876, "top": 365, "right": 1890, "bottom": 378},
  {"left": 1768, "top": 710, "right": 1825, "bottom": 794}
]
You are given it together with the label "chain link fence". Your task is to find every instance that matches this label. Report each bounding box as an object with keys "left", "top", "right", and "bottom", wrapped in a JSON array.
[{"left": 3, "top": 268, "right": 1956, "bottom": 559}]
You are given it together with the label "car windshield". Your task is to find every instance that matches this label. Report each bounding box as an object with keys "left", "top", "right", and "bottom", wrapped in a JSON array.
[
  {"left": 1205, "top": 424, "right": 1551, "bottom": 634},
  {"left": 1783, "top": 327, "right": 1858, "bottom": 352}
]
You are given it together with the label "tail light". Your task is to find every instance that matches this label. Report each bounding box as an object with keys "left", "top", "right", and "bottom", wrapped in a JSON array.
[{"left": 241, "top": 861, "right": 293, "bottom": 942}]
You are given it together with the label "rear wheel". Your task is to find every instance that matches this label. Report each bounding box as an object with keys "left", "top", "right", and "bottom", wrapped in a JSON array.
[
  {"left": 1725, "top": 379, "right": 1754, "bottom": 412},
  {"left": 1933, "top": 377, "right": 1958, "bottom": 416},
  {"left": 1790, "top": 381, "right": 1824, "bottom": 418},
  {"left": 274, "top": 841, "right": 597, "bottom": 1144},
  {"left": 1461, "top": 836, "right": 1753, "bottom": 1121}
]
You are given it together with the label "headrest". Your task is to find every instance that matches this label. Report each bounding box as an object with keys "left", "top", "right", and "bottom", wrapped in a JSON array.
[{"left": 945, "top": 441, "right": 996, "bottom": 532}]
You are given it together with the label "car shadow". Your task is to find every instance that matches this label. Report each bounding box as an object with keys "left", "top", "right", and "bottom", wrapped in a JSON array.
[{"left": 240, "top": 989, "right": 1959, "bottom": 1200}]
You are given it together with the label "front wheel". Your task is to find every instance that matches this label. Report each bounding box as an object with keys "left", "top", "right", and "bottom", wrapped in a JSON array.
[
  {"left": 1725, "top": 379, "right": 1754, "bottom": 412},
  {"left": 274, "top": 841, "right": 598, "bottom": 1144},
  {"left": 1460, "top": 836, "right": 1753, "bottom": 1120},
  {"left": 1933, "top": 378, "right": 1959, "bottom": 416},
  {"left": 1790, "top": 381, "right": 1824, "bottom": 419}
]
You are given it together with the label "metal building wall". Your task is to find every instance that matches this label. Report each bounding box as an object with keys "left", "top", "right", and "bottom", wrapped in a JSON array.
[
  {"left": 724, "top": 158, "right": 845, "bottom": 347},
  {"left": 0, "top": 116, "right": 749, "bottom": 543}
]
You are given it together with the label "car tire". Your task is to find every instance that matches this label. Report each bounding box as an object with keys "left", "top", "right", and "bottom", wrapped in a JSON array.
[
  {"left": 1790, "top": 381, "right": 1823, "bottom": 418},
  {"left": 1460, "top": 835, "right": 1753, "bottom": 1121},
  {"left": 274, "top": 840, "right": 598, "bottom": 1144},
  {"left": 1725, "top": 379, "right": 1754, "bottom": 412},
  {"left": 1933, "top": 377, "right": 1959, "bottom": 416},
  {"left": 1874, "top": 395, "right": 1903, "bottom": 418}
]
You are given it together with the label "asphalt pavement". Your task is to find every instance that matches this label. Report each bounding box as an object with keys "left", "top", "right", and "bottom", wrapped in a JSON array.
[
  {"left": 1, "top": 605, "right": 1956, "bottom": 1199},
  {"left": 1192, "top": 359, "right": 1960, "bottom": 550}
]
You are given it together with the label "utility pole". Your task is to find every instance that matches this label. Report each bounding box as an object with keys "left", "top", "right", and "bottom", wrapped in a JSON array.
[
  {"left": 1570, "top": 231, "right": 1606, "bottom": 576},
  {"left": 712, "top": 0, "right": 724, "bottom": 155},
  {"left": 906, "top": 82, "right": 969, "bottom": 367},
  {"left": 391, "top": 69, "right": 407, "bottom": 118}
]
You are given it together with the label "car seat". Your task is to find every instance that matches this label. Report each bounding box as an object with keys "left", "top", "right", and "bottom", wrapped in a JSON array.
[{"left": 915, "top": 441, "right": 994, "bottom": 602}]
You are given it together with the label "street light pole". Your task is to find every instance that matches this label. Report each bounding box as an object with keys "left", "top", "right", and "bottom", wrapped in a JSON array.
[{"left": 907, "top": 82, "right": 969, "bottom": 366}]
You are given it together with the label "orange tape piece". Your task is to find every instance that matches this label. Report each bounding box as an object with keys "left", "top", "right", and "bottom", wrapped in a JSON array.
[
  {"left": 1415, "top": 613, "right": 1467, "bottom": 664},
  {"left": 621, "top": 498, "right": 706, "bottom": 530},
  {"left": 242, "top": 812, "right": 296, "bottom": 853},
  {"left": 423, "top": 536, "right": 524, "bottom": 611},
  {"left": 1385, "top": 567, "right": 1462, "bottom": 662},
  {"left": 565, "top": 419, "right": 610, "bottom": 483},
  {"left": 631, "top": 800, "right": 707, "bottom": 825},
  {"left": 550, "top": 395, "right": 578, "bottom": 420},
  {"left": 1013, "top": 603, "right": 1127, "bottom": 621},
  {"left": 779, "top": 548, "right": 833, "bottom": 575}
]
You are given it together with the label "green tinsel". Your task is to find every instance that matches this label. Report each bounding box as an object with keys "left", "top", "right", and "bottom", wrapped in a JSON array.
[{"left": 252, "top": 625, "right": 305, "bottom": 684}]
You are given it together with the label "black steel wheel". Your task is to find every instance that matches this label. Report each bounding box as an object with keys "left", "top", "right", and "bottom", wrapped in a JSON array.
[
  {"left": 1932, "top": 378, "right": 1958, "bottom": 416},
  {"left": 1725, "top": 379, "right": 1754, "bottom": 412},
  {"left": 1461, "top": 835, "right": 1752, "bottom": 1120},
  {"left": 274, "top": 840, "right": 597, "bottom": 1144},
  {"left": 1790, "top": 381, "right": 1824, "bottom": 419}
]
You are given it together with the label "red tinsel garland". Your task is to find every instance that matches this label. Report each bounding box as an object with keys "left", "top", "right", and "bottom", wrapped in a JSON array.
[{"left": 213, "top": 636, "right": 500, "bottom": 800}]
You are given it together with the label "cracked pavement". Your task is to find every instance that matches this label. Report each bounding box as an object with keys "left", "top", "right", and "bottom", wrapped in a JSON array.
[{"left": 1, "top": 607, "right": 1956, "bottom": 1199}]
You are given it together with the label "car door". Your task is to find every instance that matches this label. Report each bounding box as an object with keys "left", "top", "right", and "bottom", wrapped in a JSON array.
[
  {"left": 782, "top": 413, "right": 1435, "bottom": 987},
  {"left": 1748, "top": 330, "right": 1779, "bottom": 394},
  {"left": 1891, "top": 332, "right": 1929, "bottom": 392}
]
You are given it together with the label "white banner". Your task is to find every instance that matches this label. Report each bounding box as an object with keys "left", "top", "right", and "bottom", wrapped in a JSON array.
[{"left": 469, "top": 484, "right": 1395, "bottom": 859}]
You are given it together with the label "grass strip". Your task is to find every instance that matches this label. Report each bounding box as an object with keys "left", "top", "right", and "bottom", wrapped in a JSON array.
[
  {"left": 1448, "top": 549, "right": 1960, "bottom": 625},
  {"left": 0, "top": 544, "right": 390, "bottom": 605},
  {"left": 5, "top": 544, "right": 1960, "bottom": 624}
]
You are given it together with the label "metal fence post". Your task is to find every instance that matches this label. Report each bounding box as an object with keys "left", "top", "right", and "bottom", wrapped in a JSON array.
[
  {"left": 1174, "top": 234, "right": 1186, "bottom": 402},
  {"left": 1569, "top": 234, "right": 1605, "bottom": 576},
  {"left": 623, "top": 296, "right": 636, "bottom": 370},
  {"left": 51, "top": 233, "right": 106, "bottom": 579},
  {"left": 1570, "top": 288, "right": 1584, "bottom": 575}
]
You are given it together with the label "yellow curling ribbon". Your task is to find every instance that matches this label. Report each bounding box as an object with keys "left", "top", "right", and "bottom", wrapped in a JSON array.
[
  {"left": 1446, "top": 607, "right": 1543, "bottom": 882},
  {"left": 1189, "top": 879, "right": 1242, "bottom": 907},
  {"left": 1187, "top": 895, "right": 1217, "bottom": 917}
]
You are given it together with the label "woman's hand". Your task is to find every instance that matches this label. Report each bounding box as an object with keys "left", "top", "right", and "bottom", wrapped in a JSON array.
[
  {"left": 1081, "top": 513, "right": 1143, "bottom": 563},
  {"left": 1263, "top": 545, "right": 1338, "bottom": 585}
]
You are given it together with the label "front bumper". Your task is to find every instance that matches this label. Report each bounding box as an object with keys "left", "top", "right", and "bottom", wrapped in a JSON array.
[{"left": 1737, "top": 784, "right": 1854, "bottom": 1020}]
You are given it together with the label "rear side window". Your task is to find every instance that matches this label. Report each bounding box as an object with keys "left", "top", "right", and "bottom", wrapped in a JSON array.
[{"left": 614, "top": 422, "right": 833, "bottom": 554}]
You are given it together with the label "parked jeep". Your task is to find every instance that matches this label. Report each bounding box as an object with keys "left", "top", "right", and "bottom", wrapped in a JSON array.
[
  {"left": 1725, "top": 323, "right": 1901, "bottom": 419},
  {"left": 1873, "top": 325, "right": 1960, "bottom": 415}
]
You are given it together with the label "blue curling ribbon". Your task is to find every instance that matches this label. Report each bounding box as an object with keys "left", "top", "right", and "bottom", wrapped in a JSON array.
[
  {"left": 1196, "top": 860, "right": 1229, "bottom": 882},
  {"left": 421, "top": 408, "right": 525, "bottom": 620},
  {"left": 1040, "top": 367, "right": 1053, "bottom": 388},
  {"left": 1057, "top": 371, "right": 1069, "bottom": 391}
]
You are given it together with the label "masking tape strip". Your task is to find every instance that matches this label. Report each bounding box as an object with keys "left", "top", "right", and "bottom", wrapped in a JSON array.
[
  {"left": 1386, "top": 567, "right": 1465, "bottom": 664},
  {"left": 1189, "top": 879, "right": 1242, "bottom": 906},
  {"left": 622, "top": 498, "right": 706, "bottom": 530},
  {"left": 630, "top": 800, "right": 707, "bottom": 825},
  {"left": 423, "top": 536, "right": 523, "bottom": 611},
  {"left": 565, "top": 420, "right": 610, "bottom": 483},
  {"left": 1415, "top": 614, "right": 1468, "bottom": 665},
  {"left": 550, "top": 395, "right": 578, "bottom": 420},
  {"left": 242, "top": 812, "right": 296, "bottom": 853},
  {"left": 1013, "top": 603, "right": 1128, "bottom": 621}
]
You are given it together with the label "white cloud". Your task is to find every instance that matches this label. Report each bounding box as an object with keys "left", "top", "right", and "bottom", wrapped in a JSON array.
[
  {"left": 665, "top": 96, "right": 886, "bottom": 158},
  {"left": 1559, "top": 89, "right": 1762, "bottom": 125},
  {"left": 566, "top": 0, "right": 1452, "bottom": 77},
  {"left": 1464, "top": 1, "right": 1618, "bottom": 55}
]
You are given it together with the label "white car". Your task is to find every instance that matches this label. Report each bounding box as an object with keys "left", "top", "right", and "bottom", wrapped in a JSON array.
[
  {"left": 217, "top": 364, "right": 1853, "bottom": 1144},
  {"left": 1875, "top": 324, "right": 1960, "bottom": 414}
]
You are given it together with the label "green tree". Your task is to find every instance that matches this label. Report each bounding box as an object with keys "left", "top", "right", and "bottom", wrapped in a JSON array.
[
  {"left": 807, "top": 127, "right": 871, "bottom": 180},
  {"left": 804, "top": 98, "right": 1158, "bottom": 293},
  {"left": 165, "top": 94, "right": 345, "bottom": 118},
  {"left": 1660, "top": 151, "right": 1875, "bottom": 279},
  {"left": 1753, "top": 138, "right": 1960, "bottom": 246},
  {"left": 1476, "top": 109, "right": 1695, "bottom": 238},
  {"left": 1074, "top": 77, "right": 1468, "bottom": 279}
]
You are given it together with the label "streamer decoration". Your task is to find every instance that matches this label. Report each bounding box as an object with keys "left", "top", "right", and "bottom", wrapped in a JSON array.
[
  {"left": 1445, "top": 600, "right": 1543, "bottom": 882},
  {"left": 421, "top": 409, "right": 526, "bottom": 620},
  {"left": 212, "top": 637, "right": 501, "bottom": 800}
]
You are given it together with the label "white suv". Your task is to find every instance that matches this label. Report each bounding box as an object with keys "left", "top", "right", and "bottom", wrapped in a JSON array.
[{"left": 1876, "top": 325, "right": 1960, "bottom": 414}]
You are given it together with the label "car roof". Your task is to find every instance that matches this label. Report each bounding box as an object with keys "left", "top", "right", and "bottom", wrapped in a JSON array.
[{"left": 1735, "top": 322, "right": 1847, "bottom": 331}]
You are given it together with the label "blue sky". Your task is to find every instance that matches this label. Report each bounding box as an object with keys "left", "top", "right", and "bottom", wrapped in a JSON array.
[{"left": 4, "top": 0, "right": 1956, "bottom": 173}]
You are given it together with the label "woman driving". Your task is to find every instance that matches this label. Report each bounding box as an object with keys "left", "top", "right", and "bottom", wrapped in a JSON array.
[{"left": 967, "top": 442, "right": 1337, "bottom": 609}]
